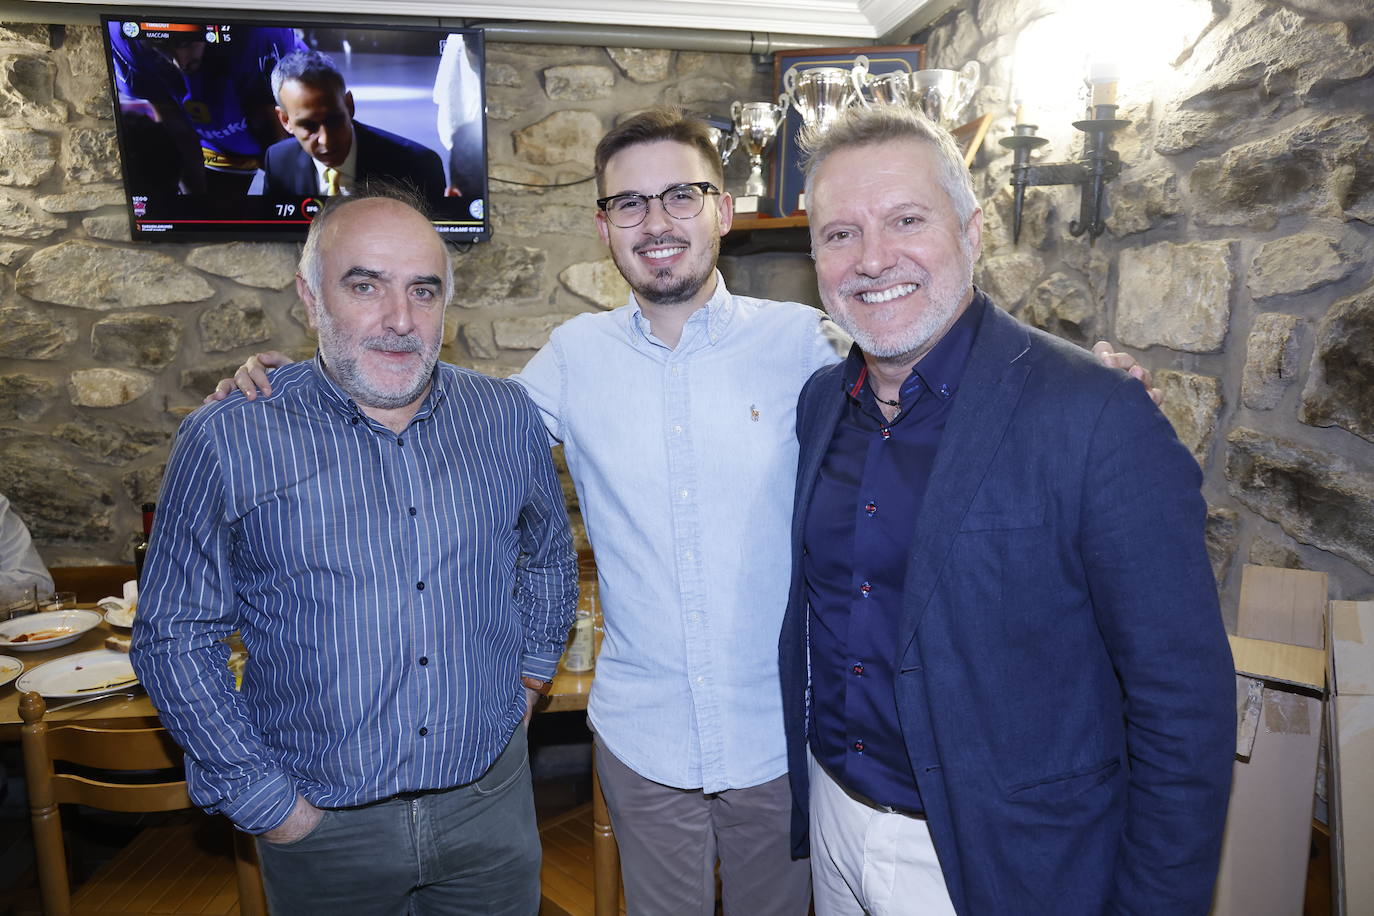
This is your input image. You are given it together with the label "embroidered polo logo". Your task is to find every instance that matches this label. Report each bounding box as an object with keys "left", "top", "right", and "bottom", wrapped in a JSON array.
[{"left": 750, "top": 405, "right": 760, "bottom": 422}]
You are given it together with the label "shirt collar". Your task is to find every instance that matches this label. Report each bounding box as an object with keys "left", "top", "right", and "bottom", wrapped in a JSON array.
[
  {"left": 627, "top": 270, "right": 736, "bottom": 348},
  {"left": 308, "top": 351, "right": 449, "bottom": 428},
  {"left": 312, "top": 135, "right": 359, "bottom": 195},
  {"left": 841, "top": 287, "right": 988, "bottom": 406}
]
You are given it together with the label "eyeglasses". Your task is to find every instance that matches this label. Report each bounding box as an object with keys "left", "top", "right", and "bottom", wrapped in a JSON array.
[{"left": 596, "top": 182, "right": 721, "bottom": 229}]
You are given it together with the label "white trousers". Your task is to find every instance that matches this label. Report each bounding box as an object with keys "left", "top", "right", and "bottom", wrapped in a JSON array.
[{"left": 808, "top": 752, "right": 957, "bottom": 916}]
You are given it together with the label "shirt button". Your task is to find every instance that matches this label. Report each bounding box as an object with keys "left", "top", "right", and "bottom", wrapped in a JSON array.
[
  {"left": 351, "top": 416, "right": 360, "bottom": 425},
  {"left": 419, "top": 727, "right": 429, "bottom": 736},
  {"left": 397, "top": 438, "right": 405, "bottom": 447},
  {"left": 863, "top": 500, "right": 877, "bottom": 516},
  {"left": 852, "top": 739, "right": 865, "bottom": 753},
  {"left": 673, "top": 424, "right": 683, "bottom": 434},
  {"left": 679, "top": 489, "right": 689, "bottom": 499},
  {"left": 852, "top": 663, "right": 864, "bottom": 675},
  {"left": 419, "top": 656, "right": 428, "bottom": 665},
  {"left": 696, "top": 676, "right": 705, "bottom": 685},
  {"left": 880, "top": 427, "right": 891, "bottom": 440},
  {"left": 859, "top": 581, "right": 872, "bottom": 597},
  {"left": 939, "top": 383, "right": 952, "bottom": 398},
  {"left": 672, "top": 366, "right": 682, "bottom": 376},
  {"left": 417, "top": 581, "right": 425, "bottom": 591},
  {"left": 408, "top": 507, "right": 417, "bottom": 516},
  {"left": 684, "top": 550, "right": 693, "bottom": 560}
]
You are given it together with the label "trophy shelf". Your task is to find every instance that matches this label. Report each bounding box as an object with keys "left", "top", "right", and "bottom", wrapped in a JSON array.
[{"left": 722, "top": 214, "right": 811, "bottom": 255}]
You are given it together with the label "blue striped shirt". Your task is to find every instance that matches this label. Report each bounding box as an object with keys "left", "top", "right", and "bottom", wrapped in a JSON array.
[{"left": 131, "top": 356, "right": 577, "bottom": 834}]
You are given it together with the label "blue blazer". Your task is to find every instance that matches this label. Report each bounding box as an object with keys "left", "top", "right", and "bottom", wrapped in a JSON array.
[
  {"left": 779, "top": 298, "right": 1235, "bottom": 914},
  {"left": 261, "top": 120, "right": 446, "bottom": 200}
]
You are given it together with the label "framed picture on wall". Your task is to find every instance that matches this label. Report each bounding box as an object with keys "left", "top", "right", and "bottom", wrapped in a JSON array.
[{"left": 771, "top": 44, "right": 926, "bottom": 217}]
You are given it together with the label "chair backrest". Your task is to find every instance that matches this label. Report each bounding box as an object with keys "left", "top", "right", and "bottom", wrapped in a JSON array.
[
  {"left": 19, "top": 691, "right": 193, "bottom": 915},
  {"left": 47, "top": 565, "right": 138, "bottom": 604}
]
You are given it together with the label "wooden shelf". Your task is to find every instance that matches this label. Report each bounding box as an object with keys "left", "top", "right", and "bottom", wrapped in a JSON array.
[{"left": 722, "top": 213, "right": 811, "bottom": 255}]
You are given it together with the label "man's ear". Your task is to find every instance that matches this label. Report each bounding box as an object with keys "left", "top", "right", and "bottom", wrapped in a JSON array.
[
  {"left": 345, "top": 90, "right": 356, "bottom": 118},
  {"left": 595, "top": 209, "right": 611, "bottom": 247},
  {"left": 275, "top": 105, "right": 289, "bottom": 132},
  {"left": 964, "top": 207, "right": 984, "bottom": 263},
  {"left": 296, "top": 274, "right": 320, "bottom": 331},
  {"left": 717, "top": 190, "right": 734, "bottom": 237}
]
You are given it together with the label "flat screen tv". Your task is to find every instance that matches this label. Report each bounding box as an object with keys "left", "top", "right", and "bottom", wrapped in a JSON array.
[{"left": 100, "top": 15, "right": 489, "bottom": 243}]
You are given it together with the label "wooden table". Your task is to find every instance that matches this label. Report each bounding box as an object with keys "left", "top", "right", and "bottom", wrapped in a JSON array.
[{"left": 1, "top": 611, "right": 620, "bottom": 916}]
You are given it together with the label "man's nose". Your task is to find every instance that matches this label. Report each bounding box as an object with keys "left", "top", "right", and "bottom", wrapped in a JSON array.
[
  {"left": 641, "top": 196, "right": 675, "bottom": 234},
  {"left": 381, "top": 290, "right": 417, "bottom": 335},
  {"left": 857, "top": 231, "right": 898, "bottom": 277}
]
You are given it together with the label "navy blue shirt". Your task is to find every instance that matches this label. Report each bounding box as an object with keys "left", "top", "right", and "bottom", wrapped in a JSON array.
[{"left": 803, "top": 294, "right": 984, "bottom": 812}]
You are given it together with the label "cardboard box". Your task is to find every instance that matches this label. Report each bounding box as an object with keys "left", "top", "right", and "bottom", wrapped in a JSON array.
[
  {"left": 1328, "top": 599, "right": 1374, "bottom": 916},
  {"left": 1211, "top": 566, "right": 1328, "bottom": 916}
]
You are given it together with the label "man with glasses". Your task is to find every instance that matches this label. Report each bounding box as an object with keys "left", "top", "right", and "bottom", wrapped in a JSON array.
[{"left": 209, "top": 107, "right": 1157, "bottom": 915}]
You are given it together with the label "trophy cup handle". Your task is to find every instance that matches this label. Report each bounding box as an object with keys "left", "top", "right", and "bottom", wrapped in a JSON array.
[
  {"left": 956, "top": 60, "right": 982, "bottom": 115},
  {"left": 771, "top": 98, "right": 787, "bottom": 135},
  {"left": 851, "top": 54, "right": 871, "bottom": 107},
  {"left": 730, "top": 99, "right": 743, "bottom": 122},
  {"left": 720, "top": 130, "right": 739, "bottom": 167},
  {"left": 783, "top": 67, "right": 799, "bottom": 109}
]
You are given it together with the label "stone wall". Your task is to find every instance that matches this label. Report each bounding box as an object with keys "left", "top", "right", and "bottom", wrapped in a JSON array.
[
  {"left": 929, "top": 0, "right": 1374, "bottom": 619},
  {"left": 0, "top": 21, "right": 771, "bottom": 564}
]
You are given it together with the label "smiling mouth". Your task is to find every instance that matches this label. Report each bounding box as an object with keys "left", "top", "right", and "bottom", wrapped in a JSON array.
[
  {"left": 641, "top": 246, "right": 687, "bottom": 260},
  {"left": 857, "top": 283, "right": 919, "bottom": 304}
]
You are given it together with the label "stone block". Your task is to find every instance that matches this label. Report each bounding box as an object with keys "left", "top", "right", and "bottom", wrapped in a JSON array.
[
  {"left": 513, "top": 111, "right": 603, "bottom": 167},
  {"left": 65, "top": 127, "right": 120, "bottom": 183},
  {"left": 198, "top": 294, "right": 275, "bottom": 353},
  {"left": 0, "top": 305, "right": 77, "bottom": 359},
  {"left": 1248, "top": 232, "right": 1355, "bottom": 300},
  {"left": 1, "top": 439, "right": 115, "bottom": 545},
  {"left": 1021, "top": 272, "right": 1098, "bottom": 347},
  {"left": 1206, "top": 506, "right": 1240, "bottom": 588},
  {"left": 1156, "top": 369, "right": 1223, "bottom": 467},
  {"left": 62, "top": 24, "right": 114, "bottom": 119},
  {"left": 68, "top": 368, "right": 153, "bottom": 408},
  {"left": 0, "top": 190, "right": 65, "bottom": 239},
  {"left": 52, "top": 419, "right": 170, "bottom": 465},
  {"left": 486, "top": 61, "right": 523, "bottom": 88},
  {"left": 459, "top": 322, "right": 500, "bottom": 360},
  {"left": 976, "top": 252, "right": 1044, "bottom": 311},
  {"left": 1241, "top": 312, "right": 1302, "bottom": 410},
  {"left": 1299, "top": 285, "right": 1374, "bottom": 444},
  {"left": 1108, "top": 170, "right": 1181, "bottom": 238},
  {"left": 543, "top": 65, "right": 615, "bottom": 101},
  {"left": 450, "top": 242, "right": 545, "bottom": 304},
  {"left": 1117, "top": 241, "right": 1234, "bottom": 352},
  {"left": 121, "top": 464, "right": 166, "bottom": 507},
  {"left": 1226, "top": 427, "right": 1374, "bottom": 575},
  {"left": 559, "top": 259, "right": 629, "bottom": 311},
  {"left": 606, "top": 48, "right": 671, "bottom": 84},
  {"left": 0, "top": 52, "right": 64, "bottom": 124},
  {"left": 1249, "top": 534, "right": 1305, "bottom": 570},
  {"left": 0, "top": 373, "right": 58, "bottom": 422},
  {"left": 91, "top": 312, "right": 183, "bottom": 370},
  {"left": 38, "top": 186, "right": 126, "bottom": 214},
  {"left": 18, "top": 241, "right": 214, "bottom": 309},
  {"left": 187, "top": 242, "right": 297, "bottom": 290},
  {"left": 82, "top": 215, "right": 130, "bottom": 241},
  {"left": 493, "top": 314, "right": 567, "bottom": 351},
  {"left": 0, "top": 128, "right": 57, "bottom": 186}
]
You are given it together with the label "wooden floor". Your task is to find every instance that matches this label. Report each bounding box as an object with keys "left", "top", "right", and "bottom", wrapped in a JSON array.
[{"left": 539, "top": 803, "right": 623, "bottom": 916}]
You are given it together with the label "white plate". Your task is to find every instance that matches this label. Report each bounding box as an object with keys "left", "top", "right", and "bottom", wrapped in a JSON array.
[
  {"left": 15, "top": 649, "right": 139, "bottom": 699},
  {"left": 104, "top": 605, "right": 136, "bottom": 629},
  {"left": 0, "top": 655, "right": 21, "bottom": 689},
  {"left": 0, "top": 609, "right": 102, "bottom": 651}
]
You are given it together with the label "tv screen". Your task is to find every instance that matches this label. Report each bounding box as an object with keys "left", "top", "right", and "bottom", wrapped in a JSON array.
[{"left": 101, "top": 15, "right": 489, "bottom": 243}]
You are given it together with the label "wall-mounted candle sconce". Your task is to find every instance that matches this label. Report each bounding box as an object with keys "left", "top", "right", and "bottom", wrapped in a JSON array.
[{"left": 999, "top": 70, "right": 1130, "bottom": 245}]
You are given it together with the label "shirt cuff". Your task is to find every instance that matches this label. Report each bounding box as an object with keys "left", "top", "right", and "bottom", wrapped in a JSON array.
[
  {"left": 520, "top": 652, "right": 560, "bottom": 684},
  {"left": 193, "top": 766, "right": 300, "bottom": 835}
]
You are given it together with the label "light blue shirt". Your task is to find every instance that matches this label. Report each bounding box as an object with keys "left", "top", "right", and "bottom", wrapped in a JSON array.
[
  {"left": 132, "top": 358, "right": 577, "bottom": 833},
  {"left": 514, "top": 274, "right": 839, "bottom": 792}
]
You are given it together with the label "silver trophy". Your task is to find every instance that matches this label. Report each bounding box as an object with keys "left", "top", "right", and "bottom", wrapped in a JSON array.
[
  {"left": 858, "top": 70, "right": 913, "bottom": 107},
  {"left": 730, "top": 99, "right": 786, "bottom": 215},
  {"left": 706, "top": 125, "right": 739, "bottom": 167},
  {"left": 782, "top": 55, "right": 869, "bottom": 133},
  {"left": 911, "top": 61, "right": 982, "bottom": 127}
]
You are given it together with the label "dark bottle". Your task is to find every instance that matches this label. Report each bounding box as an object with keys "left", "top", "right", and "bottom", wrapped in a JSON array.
[{"left": 133, "top": 502, "right": 155, "bottom": 583}]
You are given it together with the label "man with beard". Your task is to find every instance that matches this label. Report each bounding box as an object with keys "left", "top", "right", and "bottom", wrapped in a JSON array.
[
  {"left": 132, "top": 190, "right": 577, "bottom": 915},
  {"left": 206, "top": 109, "right": 1158, "bottom": 915},
  {"left": 778, "top": 105, "right": 1234, "bottom": 915}
]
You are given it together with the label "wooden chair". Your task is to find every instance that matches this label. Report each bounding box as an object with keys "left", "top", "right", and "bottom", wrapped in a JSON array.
[
  {"left": 19, "top": 691, "right": 268, "bottom": 916},
  {"left": 538, "top": 765, "right": 623, "bottom": 916}
]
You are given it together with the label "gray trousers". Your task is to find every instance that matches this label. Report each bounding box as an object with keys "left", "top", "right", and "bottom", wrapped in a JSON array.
[
  {"left": 595, "top": 735, "right": 811, "bottom": 916},
  {"left": 256, "top": 728, "right": 540, "bottom": 915}
]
